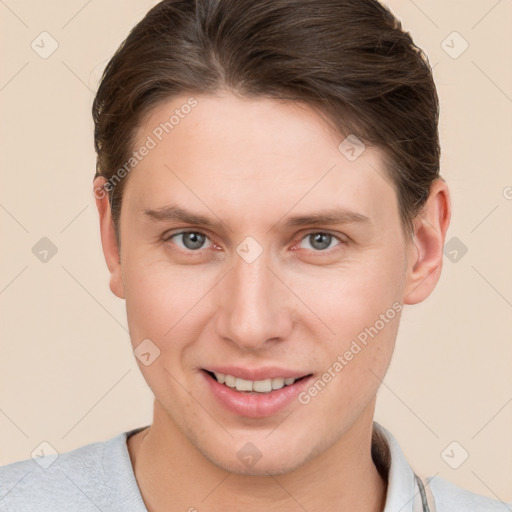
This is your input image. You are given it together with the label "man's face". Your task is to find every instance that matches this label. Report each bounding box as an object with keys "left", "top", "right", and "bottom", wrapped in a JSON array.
[{"left": 115, "top": 93, "right": 412, "bottom": 475}]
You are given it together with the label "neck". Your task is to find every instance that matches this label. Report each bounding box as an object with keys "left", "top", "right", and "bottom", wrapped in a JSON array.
[{"left": 128, "top": 401, "right": 387, "bottom": 512}]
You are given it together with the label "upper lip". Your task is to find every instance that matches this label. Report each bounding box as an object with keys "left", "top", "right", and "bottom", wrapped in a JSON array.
[{"left": 204, "top": 366, "right": 311, "bottom": 381}]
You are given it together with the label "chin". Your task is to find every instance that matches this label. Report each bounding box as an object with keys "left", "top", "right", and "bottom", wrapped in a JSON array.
[
  {"left": 196, "top": 434, "right": 321, "bottom": 477},
  {"left": 212, "top": 452, "right": 304, "bottom": 477}
]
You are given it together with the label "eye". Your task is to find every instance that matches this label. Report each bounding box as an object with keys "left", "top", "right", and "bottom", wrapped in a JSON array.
[
  {"left": 295, "top": 232, "right": 345, "bottom": 252},
  {"left": 162, "top": 230, "right": 345, "bottom": 255},
  {"left": 164, "top": 231, "right": 213, "bottom": 252}
]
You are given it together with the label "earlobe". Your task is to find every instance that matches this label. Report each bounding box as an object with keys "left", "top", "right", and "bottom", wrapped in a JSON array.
[
  {"left": 93, "top": 177, "right": 125, "bottom": 299},
  {"left": 403, "top": 178, "right": 451, "bottom": 305}
]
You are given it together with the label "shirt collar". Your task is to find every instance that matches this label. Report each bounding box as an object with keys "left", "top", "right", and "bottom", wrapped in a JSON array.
[{"left": 373, "top": 421, "right": 420, "bottom": 512}]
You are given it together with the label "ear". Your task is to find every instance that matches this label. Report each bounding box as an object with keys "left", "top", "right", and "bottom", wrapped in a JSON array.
[
  {"left": 403, "top": 178, "right": 451, "bottom": 305},
  {"left": 93, "top": 176, "right": 125, "bottom": 299}
]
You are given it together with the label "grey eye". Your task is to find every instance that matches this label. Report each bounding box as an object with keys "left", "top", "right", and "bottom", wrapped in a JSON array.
[
  {"left": 172, "top": 232, "right": 210, "bottom": 251},
  {"left": 299, "top": 233, "right": 341, "bottom": 251}
]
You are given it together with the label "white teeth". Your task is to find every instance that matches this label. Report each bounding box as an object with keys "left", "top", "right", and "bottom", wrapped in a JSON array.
[
  {"left": 211, "top": 372, "right": 299, "bottom": 393},
  {"left": 253, "top": 379, "right": 272, "bottom": 393},
  {"left": 235, "top": 378, "right": 253, "bottom": 392},
  {"left": 214, "top": 372, "right": 225, "bottom": 384},
  {"left": 224, "top": 374, "right": 236, "bottom": 388},
  {"left": 271, "top": 377, "right": 285, "bottom": 390}
]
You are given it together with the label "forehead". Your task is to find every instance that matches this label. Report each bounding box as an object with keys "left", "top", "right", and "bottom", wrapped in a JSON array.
[{"left": 123, "top": 93, "right": 398, "bottom": 228}]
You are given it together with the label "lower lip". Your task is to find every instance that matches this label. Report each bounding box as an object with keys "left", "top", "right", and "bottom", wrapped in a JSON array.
[{"left": 202, "top": 371, "right": 313, "bottom": 418}]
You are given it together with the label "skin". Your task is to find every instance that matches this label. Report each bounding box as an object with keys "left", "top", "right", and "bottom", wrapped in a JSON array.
[{"left": 93, "top": 92, "right": 450, "bottom": 512}]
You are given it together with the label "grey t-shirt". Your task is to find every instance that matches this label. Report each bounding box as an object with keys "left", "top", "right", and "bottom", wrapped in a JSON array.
[
  {"left": 0, "top": 425, "right": 150, "bottom": 512},
  {"left": 0, "top": 422, "right": 509, "bottom": 511}
]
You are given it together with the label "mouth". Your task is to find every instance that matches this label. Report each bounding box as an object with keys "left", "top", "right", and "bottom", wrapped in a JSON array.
[
  {"left": 203, "top": 369, "right": 311, "bottom": 394},
  {"left": 201, "top": 368, "right": 314, "bottom": 418}
]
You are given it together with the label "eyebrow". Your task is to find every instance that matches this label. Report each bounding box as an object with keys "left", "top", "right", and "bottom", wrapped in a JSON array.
[{"left": 142, "top": 204, "right": 371, "bottom": 232}]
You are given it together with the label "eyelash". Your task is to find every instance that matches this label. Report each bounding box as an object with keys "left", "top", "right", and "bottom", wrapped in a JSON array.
[{"left": 162, "top": 230, "right": 347, "bottom": 256}]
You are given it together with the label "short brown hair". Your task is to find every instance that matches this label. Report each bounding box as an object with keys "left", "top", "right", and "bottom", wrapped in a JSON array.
[{"left": 93, "top": 0, "right": 440, "bottom": 244}]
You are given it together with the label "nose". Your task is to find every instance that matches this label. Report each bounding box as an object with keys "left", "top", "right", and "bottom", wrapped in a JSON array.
[{"left": 214, "top": 247, "right": 294, "bottom": 352}]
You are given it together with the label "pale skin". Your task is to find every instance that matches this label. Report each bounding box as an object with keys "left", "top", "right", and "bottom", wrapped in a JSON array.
[{"left": 93, "top": 92, "right": 450, "bottom": 512}]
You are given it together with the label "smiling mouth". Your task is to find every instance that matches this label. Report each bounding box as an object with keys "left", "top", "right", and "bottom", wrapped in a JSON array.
[{"left": 204, "top": 370, "right": 311, "bottom": 394}]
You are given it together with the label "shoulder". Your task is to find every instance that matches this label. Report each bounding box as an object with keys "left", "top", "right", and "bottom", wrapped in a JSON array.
[
  {"left": 0, "top": 433, "right": 123, "bottom": 512},
  {"left": 372, "top": 421, "right": 511, "bottom": 512},
  {"left": 429, "top": 474, "right": 512, "bottom": 511}
]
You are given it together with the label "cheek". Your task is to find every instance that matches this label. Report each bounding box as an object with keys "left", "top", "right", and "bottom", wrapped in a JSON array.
[
  {"left": 291, "top": 241, "right": 404, "bottom": 402},
  {"left": 297, "top": 250, "right": 404, "bottom": 343},
  {"left": 122, "top": 261, "right": 202, "bottom": 401},
  {"left": 124, "top": 266, "right": 167, "bottom": 344},
  {"left": 123, "top": 258, "right": 190, "bottom": 347},
  {"left": 123, "top": 256, "right": 218, "bottom": 366},
  {"left": 297, "top": 302, "right": 400, "bottom": 429}
]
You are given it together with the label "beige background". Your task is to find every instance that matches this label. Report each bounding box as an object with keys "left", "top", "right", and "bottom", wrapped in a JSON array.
[{"left": 1, "top": 0, "right": 511, "bottom": 503}]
